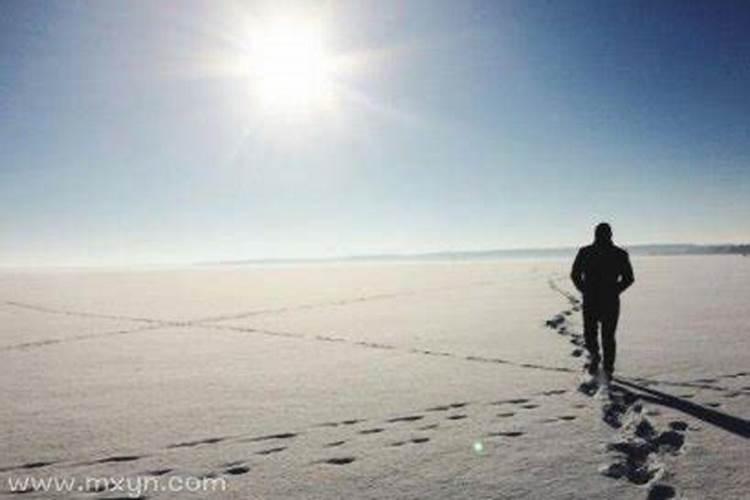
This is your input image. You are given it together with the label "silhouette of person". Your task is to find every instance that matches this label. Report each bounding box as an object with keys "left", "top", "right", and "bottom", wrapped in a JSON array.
[{"left": 570, "top": 223, "right": 634, "bottom": 380}]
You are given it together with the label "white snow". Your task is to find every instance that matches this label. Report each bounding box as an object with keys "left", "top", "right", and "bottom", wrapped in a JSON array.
[{"left": 1, "top": 256, "right": 748, "bottom": 499}]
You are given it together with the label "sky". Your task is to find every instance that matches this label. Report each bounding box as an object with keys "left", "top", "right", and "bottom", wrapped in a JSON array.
[{"left": 1, "top": 0, "right": 749, "bottom": 266}]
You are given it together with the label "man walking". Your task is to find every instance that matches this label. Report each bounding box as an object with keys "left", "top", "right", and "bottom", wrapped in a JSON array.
[{"left": 570, "top": 223, "right": 634, "bottom": 382}]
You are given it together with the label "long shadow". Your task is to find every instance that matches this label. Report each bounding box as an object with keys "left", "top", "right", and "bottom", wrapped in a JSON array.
[
  {"left": 613, "top": 377, "right": 750, "bottom": 439},
  {"left": 625, "top": 375, "right": 731, "bottom": 393}
]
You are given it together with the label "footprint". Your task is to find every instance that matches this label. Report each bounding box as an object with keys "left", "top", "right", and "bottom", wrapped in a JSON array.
[
  {"left": 7, "top": 486, "right": 35, "bottom": 494},
  {"left": 603, "top": 417, "right": 684, "bottom": 487},
  {"left": 578, "top": 381, "right": 599, "bottom": 396},
  {"left": 418, "top": 423, "right": 439, "bottom": 430},
  {"left": 168, "top": 436, "right": 225, "bottom": 449},
  {"left": 487, "top": 431, "right": 524, "bottom": 438},
  {"left": 341, "top": 419, "right": 364, "bottom": 425},
  {"left": 647, "top": 483, "right": 677, "bottom": 500},
  {"left": 315, "top": 335, "right": 346, "bottom": 342},
  {"left": 356, "top": 341, "right": 395, "bottom": 350},
  {"left": 520, "top": 404, "right": 539, "bottom": 410},
  {"left": 446, "top": 414, "right": 467, "bottom": 420},
  {"left": 98, "top": 496, "right": 147, "bottom": 500},
  {"left": 488, "top": 357, "right": 509, "bottom": 364},
  {"left": 389, "top": 436, "right": 430, "bottom": 447},
  {"left": 426, "top": 405, "right": 451, "bottom": 412},
  {"left": 491, "top": 398, "right": 529, "bottom": 406},
  {"left": 558, "top": 415, "right": 577, "bottom": 421},
  {"left": 655, "top": 431, "right": 685, "bottom": 453},
  {"left": 602, "top": 401, "right": 629, "bottom": 428},
  {"left": 668, "top": 420, "right": 688, "bottom": 432},
  {"left": 387, "top": 415, "right": 424, "bottom": 423},
  {"left": 571, "top": 349, "right": 584, "bottom": 357},
  {"left": 0, "top": 461, "right": 57, "bottom": 472},
  {"left": 539, "top": 389, "right": 567, "bottom": 396},
  {"left": 26, "top": 461, "right": 56, "bottom": 470},
  {"left": 93, "top": 455, "right": 142, "bottom": 464},
  {"left": 704, "top": 402, "right": 722, "bottom": 408},
  {"left": 322, "top": 419, "right": 363, "bottom": 427},
  {"left": 496, "top": 412, "right": 516, "bottom": 418},
  {"left": 224, "top": 465, "right": 250, "bottom": 475},
  {"left": 599, "top": 460, "right": 660, "bottom": 485},
  {"left": 242, "top": 432, "right": 298, "bottom": 443},
  {"left": 256, "top": 446, "right": 286, "bottom": 455},
  {"left": 426, "top": 402, "right": 468, "bottom": 412},
  {"left": 546, "top": 316, "right": 565, "bottom": 328},
  {"left": 359, "top": 428, "right": 385, "bottom": 435},
  {"left": 146, "top": 468, "right": 172, "bottom": 476},
  {"left": 324, "top": 441, "right": 346, "bottom": 448},
  {"left": 321, "top": 457, "right": 355, "bottom": 465}
]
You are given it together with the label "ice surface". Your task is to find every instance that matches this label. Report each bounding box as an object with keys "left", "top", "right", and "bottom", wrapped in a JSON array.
[{"left": 1, "top": 256, "right": 747, "bottom": 499}]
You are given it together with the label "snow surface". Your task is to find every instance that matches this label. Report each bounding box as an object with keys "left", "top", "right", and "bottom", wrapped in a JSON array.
[{"left": 1, "top": 256, "right": 748, "bottom": 499}]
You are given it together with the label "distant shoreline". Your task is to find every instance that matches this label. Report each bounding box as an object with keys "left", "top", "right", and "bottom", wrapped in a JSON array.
[
  {"left": 204, "top": 244, "right": 750, "bottom": 266},
  {"left": 2, "top": 244, "right": 747, "bottom": 271}
]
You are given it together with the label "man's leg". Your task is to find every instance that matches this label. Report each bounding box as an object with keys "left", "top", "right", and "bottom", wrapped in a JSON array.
[
  {"left": 601, "top": 300, "right": 620, "bottom": 376},
  {"left": 582, "top": 303, "right": 600, "bottom": 374}
]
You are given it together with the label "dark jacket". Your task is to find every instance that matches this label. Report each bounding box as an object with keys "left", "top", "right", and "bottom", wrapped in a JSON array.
[{"left": 571, "top": 243, "right": 634, "bottom": 301}]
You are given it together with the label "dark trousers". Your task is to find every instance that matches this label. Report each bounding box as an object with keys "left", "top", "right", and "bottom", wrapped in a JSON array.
[{"left": 582, "top": 296, "right": 620, "bottom": 374}]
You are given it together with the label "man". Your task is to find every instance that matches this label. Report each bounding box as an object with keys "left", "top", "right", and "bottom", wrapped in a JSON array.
[{"left": 570, "top": 223, "right": 634, "bottom": 382}]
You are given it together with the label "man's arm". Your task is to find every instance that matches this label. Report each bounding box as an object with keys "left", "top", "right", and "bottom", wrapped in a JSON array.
[
  {"left": 618, "top": 252, "right": 635, "bottom": 294},
  {"left": 570, "top": 249, "right": 585, "bottom": 293}
]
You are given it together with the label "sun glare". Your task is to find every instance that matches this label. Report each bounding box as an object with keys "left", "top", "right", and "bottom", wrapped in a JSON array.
[{"left": 249, "top": 19, "right": 336, "bottom": 115}]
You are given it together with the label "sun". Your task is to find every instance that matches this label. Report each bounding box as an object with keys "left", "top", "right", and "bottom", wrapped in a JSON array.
[{"left": 248, "top": 18, "right": 336, "bottom": 115}]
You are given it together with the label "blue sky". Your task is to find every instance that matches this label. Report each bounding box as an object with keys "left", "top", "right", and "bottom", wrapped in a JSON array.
[{"left": 1, "top": 0, "right": 749, "bottom": 265}]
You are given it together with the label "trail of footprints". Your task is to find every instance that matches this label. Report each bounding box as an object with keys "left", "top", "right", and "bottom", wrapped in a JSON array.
[
  {"left": 0, "top": 281, "right": 496, "bottom": 354},
  {"left": 2, "top": 298, "right": 576, "bottom": 376},
  {"left": 545, "top": 277, "right": 750, "bottom": 500},
  {"left": 3, "top": 389, "right": 586, "bottom": 498},
  {"left": 545, "top": 280, "right": 681, "bottom": 497},
  {"left": 6, "top": 379, "right": 746, "bottom": 494},
  {"left": 192, "top": 389, "right": 578, "bottom": 476}
]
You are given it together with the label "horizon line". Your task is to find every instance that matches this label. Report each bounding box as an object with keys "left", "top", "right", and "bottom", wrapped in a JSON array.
[
  {"left": 1, "top": 242, "right": 748, "bottom": 270},
  {"left": 199, "top": 242, "right": 750, "bottom": 266}
]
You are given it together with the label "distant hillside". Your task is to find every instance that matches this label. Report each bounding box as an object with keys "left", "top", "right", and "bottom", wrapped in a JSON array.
[{"left": 206, "top": 244, "right": 750, "bottom": 266}]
